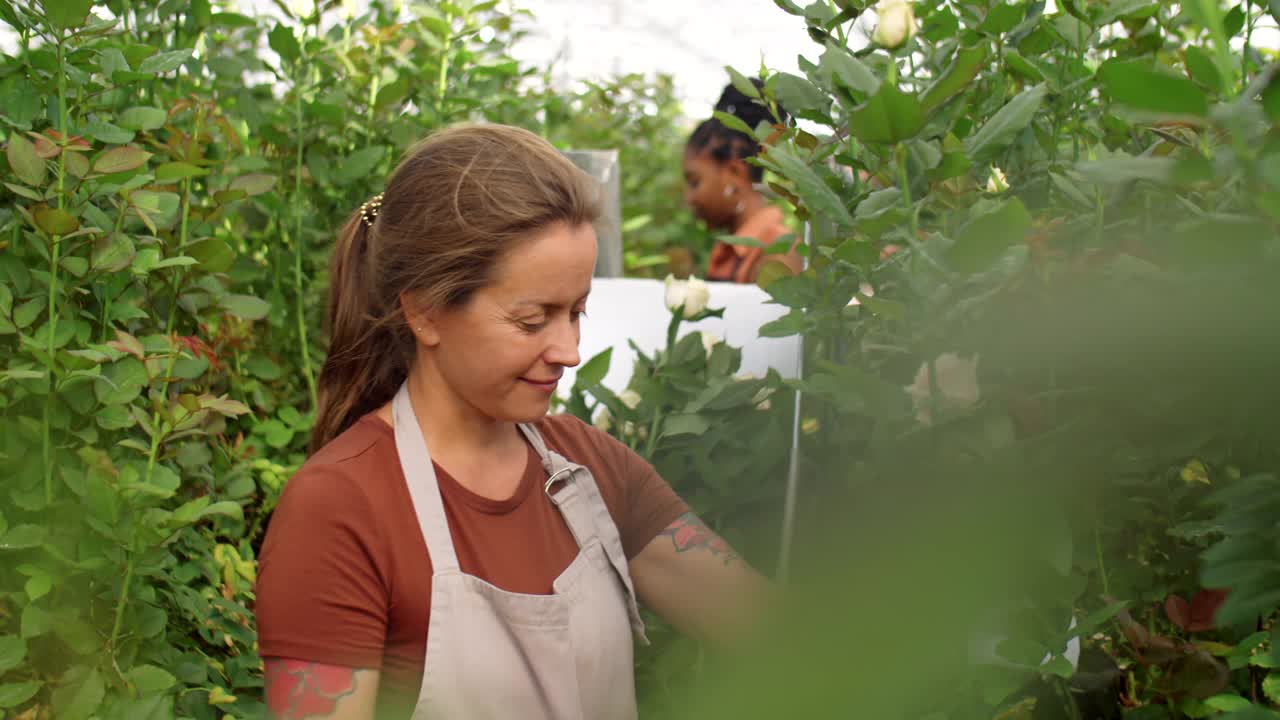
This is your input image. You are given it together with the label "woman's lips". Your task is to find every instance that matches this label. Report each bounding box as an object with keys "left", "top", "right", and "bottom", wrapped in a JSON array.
[{"left": 520, "top": 377, "right": 559, "bottom": 393}]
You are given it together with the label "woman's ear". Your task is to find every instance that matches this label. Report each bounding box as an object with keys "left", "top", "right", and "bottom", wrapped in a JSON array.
[
  {"left": 723, "top": 157, "right": 754, "bottom": 189},
  {"left": 400, "top": 291, "right": 442, "bottom": 347}
]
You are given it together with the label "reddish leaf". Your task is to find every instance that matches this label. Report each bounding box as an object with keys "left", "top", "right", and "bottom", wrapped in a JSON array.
[
  {"left": 1188, "top": 589, "right": 1229, "bottom": 632},
  {"left": 1165, "top": 589, "right": 1229, "bottom": 633},
  {"left": 26, "top": 132, "right": 59, "bottom": 159},
  {"left": 94, "top": 145, "right": 153, "bottom": 174},
  {"left": 1165, "top": 594, "right": 1191, "bottom": 631},
  {"left": 6, "top": 135, "right": 46, "bottom": 186},
  {"left": 107, "top": 330, "right": 146, "bottom": 360}
]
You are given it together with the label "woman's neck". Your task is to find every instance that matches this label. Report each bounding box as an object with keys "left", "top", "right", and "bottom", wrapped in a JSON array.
[
  {"left": 412, "top": 367, "right": 519, "bottom": 454},
  {"left": 731, "top": 191, "right": 770, "bottom": 234}
]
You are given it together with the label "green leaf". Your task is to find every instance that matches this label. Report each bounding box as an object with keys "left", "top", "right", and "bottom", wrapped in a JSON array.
[
  {"left": 118, "top": 106, "right": 168, "bottom": 131},
  {"left": 1260, "top": 672, "right": 1280, "bottom": 704},
  {"left": 211, "top": 11, "right": 256, "bottom": 27},
  {"left": 929, "top": 151, "right": 973, "bottom": 183},
  {"left": 84, "top": 119, "right": 135, "bottom": 144},
  {"left": 126, "top": 665, "right": 176, "bottom": 695},
  {"left": 94, "top": 357, "right": 147, "bottom": 405},
  {"left": 0, "top": 680, "right": 40, "bottom": 708},
  {"left": 269, "top": 23, "right": 301, "bottom": 64},
  {"left": 966, "top": 84, "right": 1047, "bottom": 164},
  {"left": 96, "top": 404, "right": 134, "bottom": 430},
  {"left": 773, "top": 72, "right": 830, "bottom": 122},
  {"left": 4, "top": 182, "right": 43, "bottom": 201},
  {"left": 220, "top": 294, "right": 271, "bottom": 320},
  {"left": 199, "top": 501, "right": 244, "bottom": 522},
  {"left": 258, "top": 419, "right": 293, "bottom": 449},
  {"left": 34, "top": 206, "right": 79, "bottom": 236},
  {"left": 39, "top": 0, "right": 93, "bottom": 28},
  {"left": 6, "top": 135, "right": 46, "bottom": 186},
  {"left": 760, "top": 146, "right": 854, "bottom": 229},
  {"left": 848, "top": 81, "right": 925, "bottom": 145},
  {"left": 1223, "top": 5, "right": 1246, "bottom": 37},
  {"left": 660, "top": 413, "right": 710, "bottom": 438},
  {"left": 725, "top": 66, "right": 761, "bottom": 100},
  {"left": 577, "top": 347, "right": 612, "bottom": 386},
  {"left": 1077, "top": 156, "right": 1176, "bottom": 184},
  {"left": 201, "top": 395, "right": 251, "bottom": 416},
  {"left": 1004, "top": 50, "right": 1045, "bottom": 82},
  {"left": 0, "top": 636, "right": 26, "bottom": 674},
  {"left": 820, "top": 42, "right": 879, "bottom": 96},
  {"left": 187, "top": 237, "right": 235, "bottom": 273},
  {"left": 138, "top": 49, "right": 193, "bottom": 74},
  {"left": 978, "top": 2, "right": 1026, "bottom": 34},
  {"left": 1097, "top": 58, "right": 1209, "bottom": 116},
  {"left": 1099, "top": 0, "right": 1159, "bottom": 25},
  {"left": 712, "top": 111, "right": 755, "bottom": 136},
  {"left": 228, "top": 172, "right": 277, "bottom": 196},
  {"left": 0, "top": 524, "right": 47, "bottom": 550},
  {"left": 946, "top": 198, "right": 1033, "bottom": 274},
  {"left": 1042, "top": 655, "right": 1075, "bottom": 679},
  {"left": 921, "top": 44, "right": 989, "bottom": 111},
  {"left": 94, "top": 146, "right": 152, "bottom": 173},
  {"left": 25, "top": 573, "right": 51, "bottom": 601},
  {"left": 332, "top": 147, "right": 384, "bottom": 185},
  {"left": 92, "top": 233, "right": 135, "bottom": 272},
  {"left": 56, "top": 667, "right": 105, "bottom": 720},
  {"left": 1262, "top": 71, "right": 1280, "bottom": 121},
  {"left": 155, "top": 161, "right": 207, "bottom": 181},
  {"left": 1203, "top": 694, "right": 1253, "bottom": 712},
  {"left": 1183, "top": 46, "right": 1224, "bottom": 94}
]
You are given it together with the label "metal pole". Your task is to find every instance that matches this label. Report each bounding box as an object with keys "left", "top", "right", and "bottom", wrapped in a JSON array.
[{"left": 775, "top": 220, "right": 812, "bottom": 584}]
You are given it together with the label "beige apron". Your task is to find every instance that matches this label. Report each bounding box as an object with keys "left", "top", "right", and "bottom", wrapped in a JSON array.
[{"left": 391, "top": 384, "right": 648, "bottom": 720}]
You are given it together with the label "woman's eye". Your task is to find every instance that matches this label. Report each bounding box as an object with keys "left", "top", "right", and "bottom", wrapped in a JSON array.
[{"left": 518, "top": 318, "right": 547, "bottom": 332}]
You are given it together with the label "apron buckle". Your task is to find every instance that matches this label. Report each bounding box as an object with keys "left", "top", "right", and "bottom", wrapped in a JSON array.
[{"left": 544, "top": 467, "right": 573, "bottom": 496}]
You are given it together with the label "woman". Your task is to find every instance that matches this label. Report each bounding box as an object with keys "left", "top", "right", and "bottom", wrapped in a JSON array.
[
  {"left": 255, "top": 124, "right": 769, "bottom": 720},
  {"left": 684, "top": 80, "right": 801, "bottom": 284}
]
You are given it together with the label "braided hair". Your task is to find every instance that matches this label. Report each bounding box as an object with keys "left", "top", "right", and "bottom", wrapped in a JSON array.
[{"left": 686, "top": 78, "right": 789, "bottom": 182}]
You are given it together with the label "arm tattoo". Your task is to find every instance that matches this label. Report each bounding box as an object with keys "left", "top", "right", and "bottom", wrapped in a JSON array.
[
  {"left": 264, "top": 658, "right": 359, "bottom": 719},
  {"left": 657, "top": 512, "right": 739, "bottom": 565}
]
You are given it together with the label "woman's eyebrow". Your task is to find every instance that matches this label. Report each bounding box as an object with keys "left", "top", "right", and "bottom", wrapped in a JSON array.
[{"left": 513, "top": 291, "right": 592, "bottom": 309}]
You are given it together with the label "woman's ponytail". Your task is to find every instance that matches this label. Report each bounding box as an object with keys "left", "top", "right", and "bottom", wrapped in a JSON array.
[{"left": 309, "top": 211, "right": 409, "bottom": 452}]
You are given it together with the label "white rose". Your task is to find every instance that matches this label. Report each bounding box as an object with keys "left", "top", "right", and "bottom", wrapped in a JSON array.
[
  {"left": 987, "top": 166, "right": 1009, "bottom": 194},
  {"left": 904, "top": 352, "right": 980, "bottom": 425},
  {"left": 593, "top": 406, "right": 612, "bottom": 433},
  {"left": 664, "top": 274, "right": 712, "bottom": 318},
  {"left": 700, "top": 331, "right": 720, "bottom": 357},
  {"left": 872, "top": 0, "right": 917, "bottom": 49},
  {"left": 847, "top": 281, "right": 877, "bottom": 307},
  {"left": 619, "top": 389, "right": 642, "bottom": 410}
]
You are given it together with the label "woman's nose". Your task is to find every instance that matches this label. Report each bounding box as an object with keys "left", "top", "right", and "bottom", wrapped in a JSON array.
[{"left": 544, "top": 317, "right": 581, "bottom": 368}]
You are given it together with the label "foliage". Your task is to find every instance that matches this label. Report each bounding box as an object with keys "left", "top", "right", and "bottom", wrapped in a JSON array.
[
  {"left": 561, "top": 289, "right": 793, "bottom": 716},
  {"left": 0, "top": 0, "right": 695, "bottom": 717},
  {"left": 659, "top": 0, "right": 1280, "bottom": 717},
  {"left": 541, "top": 73, "right": 714, "bottom": 277}
]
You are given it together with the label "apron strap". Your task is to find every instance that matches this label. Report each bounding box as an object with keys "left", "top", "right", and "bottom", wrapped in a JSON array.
[
  {"left": 518, "top": 423, "right": 649, "bottom": 644},
  {"left": 393, "top": 383, "right": 461, "bottom": 572}
]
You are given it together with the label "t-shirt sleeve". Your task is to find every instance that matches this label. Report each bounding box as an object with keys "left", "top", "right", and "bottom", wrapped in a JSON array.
[
  {"left": 255, "top": 465, "right": 389, "bottom": 668},
  {"left": 549, "top": 415, "right": 690, "bottom": 558}
]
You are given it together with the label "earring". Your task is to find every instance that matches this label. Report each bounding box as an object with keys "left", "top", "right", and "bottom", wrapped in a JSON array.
[
  {"left": 722, "top": 185, "right": 736, "bottom": 198},
  {"left": 735, "top": 200, "right": 746, "bottom": 215}
]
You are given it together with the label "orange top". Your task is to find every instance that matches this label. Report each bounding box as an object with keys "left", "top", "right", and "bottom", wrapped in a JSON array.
[
  {"left": 255, "top": 413, "right": 688, "bottom": 715},
  {"left": 706, "top": 205, "right": 801, "bottom": 283}
]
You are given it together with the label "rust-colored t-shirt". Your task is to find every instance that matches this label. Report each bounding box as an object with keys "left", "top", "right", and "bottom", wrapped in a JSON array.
[
  {"left": 706, "top": 205, "right": 802, "bottom": 283},
  {"left": 255, "top": 413, "right": 687, "bottom": 715}
]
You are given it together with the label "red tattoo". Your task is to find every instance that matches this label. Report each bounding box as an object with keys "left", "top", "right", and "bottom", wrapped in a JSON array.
[
  {"left": 658, "top": 512, "right": 739, "bottom": 565},
  {"left": 264, "top": 658, "right": 358, "bottom": 719}
]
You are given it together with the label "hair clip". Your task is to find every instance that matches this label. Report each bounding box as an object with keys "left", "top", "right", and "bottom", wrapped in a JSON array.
[{"left": 359, "top": 193, "right": 383, "bottom": 227}]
